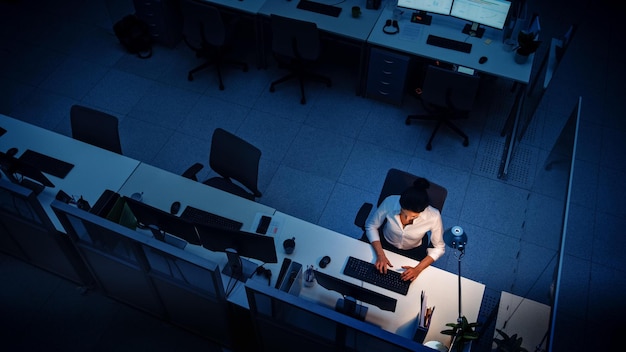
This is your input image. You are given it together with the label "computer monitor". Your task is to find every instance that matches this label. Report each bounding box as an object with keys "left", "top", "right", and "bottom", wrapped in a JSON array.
[
  {"left": 123, "top": 196, "right": 202, "bottom": 246},
  {"left": 397, "top": 0, "right": 453, "bottom": 25},
  {"left": 195, "top": 223, "right": 278, "bottom": 282},
  {"left": 313, "top": 270, "right": 397, "bottom": 321},
  {"left": 0, "top": 150, "right": 54, "bottom": 194},
  {"left": 450, "top": 0, "right": 511, "bottom": 38}
]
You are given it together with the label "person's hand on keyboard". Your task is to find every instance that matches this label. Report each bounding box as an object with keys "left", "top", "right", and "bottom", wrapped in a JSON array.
[
  {"left": 375, "top": 251, "right": 393, "bottom": 274},
  {"left": 400, "top": 265, "right": 421, "bottom": 281}
]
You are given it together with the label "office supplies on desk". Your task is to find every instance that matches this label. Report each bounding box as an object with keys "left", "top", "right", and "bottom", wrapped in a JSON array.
[
  {"left": 180, "top": 205, "right": 243, "bottom": 231},
  {"left": 18, "top": 149, "right": 75, "bottom": 179},
  {"left": 426, "top": 34, "right": 472, "bottom": 53},
  {"left": 296, "top": 0, "right": 342, "bottom": 17},
  {"left": 343, "top": 256, "right": 410, "bottom": 295}
]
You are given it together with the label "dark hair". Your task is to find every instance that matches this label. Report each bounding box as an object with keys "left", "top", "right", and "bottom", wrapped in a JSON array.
[{"left": 399, "top": 177, "right": 430, "bottom": 212}]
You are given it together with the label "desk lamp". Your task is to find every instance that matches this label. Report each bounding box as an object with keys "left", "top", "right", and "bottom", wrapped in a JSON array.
[{"left": 443, "top": 226, "right": 470, "bottom": 351}]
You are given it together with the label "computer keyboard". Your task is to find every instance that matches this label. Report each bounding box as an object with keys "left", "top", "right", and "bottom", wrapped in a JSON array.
[
  {"left": 180, "top": 205, "right": 243, "bottom": 231},
  {"left": 18, "top": 149, "right": 75, "bottom": 179},
  {"left": 297, "top": 0, "right": 342, "bottom": 18},
  {"left": 426, "top": 34, "right": 472, "bottom": 53},
  {"left": 343, "top": 256, "right": 411, "bottom": 295}
]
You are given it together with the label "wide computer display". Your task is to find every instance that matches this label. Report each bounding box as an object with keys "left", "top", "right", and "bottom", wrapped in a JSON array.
[
  {"left": 450, "top": 0, "right": 512, "bottom": 30},
  {"left": 396, "top": 0, "right": 453, "bottom": 15}
]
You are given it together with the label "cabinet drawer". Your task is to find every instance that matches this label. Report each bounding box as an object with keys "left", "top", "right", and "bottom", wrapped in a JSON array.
[{"left": 366, "top": 48, "right": 410, "bottom": 105}]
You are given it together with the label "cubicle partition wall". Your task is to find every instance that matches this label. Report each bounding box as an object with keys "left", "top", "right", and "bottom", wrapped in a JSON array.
[
  {"left": 245, "top": 279, "right": 432, "bottom": 352},
  {"left": 0, "top": 178, "right": 91, "bottom": 285},
  {"left": 51, "top": 200, "right": 233, "bottom": 348}
]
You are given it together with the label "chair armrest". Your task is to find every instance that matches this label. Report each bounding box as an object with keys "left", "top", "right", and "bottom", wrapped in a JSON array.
[
  {"left": 354, "top": 202, "right": 373, "bottom": 231},
  {"left": 182, "top": 163, "right": 204, "bottom": 181}
]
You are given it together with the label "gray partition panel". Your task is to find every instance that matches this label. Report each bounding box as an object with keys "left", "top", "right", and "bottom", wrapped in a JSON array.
[
  {"left": 245, "top": 279, "right": 432, "bottom": 352},
  {"left": 52, "top": 200, "right": 232, "bottom": 348},
  {"left": 0, "top": 179, "right": 91, "bottom": 285}
]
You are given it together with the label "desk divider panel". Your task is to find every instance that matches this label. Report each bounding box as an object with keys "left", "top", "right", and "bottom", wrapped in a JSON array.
[
  {"left": 0, "top": 179, "right": 91, "bottom": 285},
  {"left": 52, "top": 200, "right": 232, "bottom": 348},
  {"left": 245, "top": 279, "right": 433, "bottom": 352}
]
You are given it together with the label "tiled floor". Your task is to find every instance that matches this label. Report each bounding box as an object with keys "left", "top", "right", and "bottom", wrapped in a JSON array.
[{"left": 1, "top": 0, "right": 624, "bottom": 351}]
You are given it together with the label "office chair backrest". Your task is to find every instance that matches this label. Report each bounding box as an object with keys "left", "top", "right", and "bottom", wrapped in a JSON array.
[
  {"left": 181, "top": 0, "right": 225, "bottom": 48},
  {"left": 270, "top": 14, "right": 320, "bottom": 61},
  {"left": 209, "top": 128, "right": 262, "bottom": 198},
  {"left": 421, "top": 65, "right": 480, "bottom": 112},
  {"left": 377, "top": 168, "right": 447, "bottom": 213},
  {"left": 70, "top": 105, "right": 122, "bottom": 154}
]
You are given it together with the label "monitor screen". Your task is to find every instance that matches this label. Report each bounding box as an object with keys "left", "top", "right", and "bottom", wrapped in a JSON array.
[
  {"left": 396, "top": 0, "right": 453, "bottom": 15},
  {"left": 451, "top": 0, "right": 511, "bottom": 29},
  {"left": 195, "top": 223, "right": 277, "bottom": 264},
  {"left": 123, "top": 196, "right": 201, "bottom": 245},
  {"left": 0, "top": 150, "right": 55, "bottom": 192},
  {"left": 314, "top": 270, "right": 397, "bottom": 320},
  {"left": 195, "top": 222, "right": 278, "bottom": 283}
]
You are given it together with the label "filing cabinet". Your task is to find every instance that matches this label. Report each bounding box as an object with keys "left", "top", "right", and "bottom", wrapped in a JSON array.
[
  {"left": 366, "top": 47, "right": 410, "bottom": 105},
  {"left": 133, "top": 0, "right": 182, "bottom": 47}
]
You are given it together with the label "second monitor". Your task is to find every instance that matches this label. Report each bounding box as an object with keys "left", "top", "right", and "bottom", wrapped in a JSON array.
[{"left": 397, "top": 0, "right": 453, "bottom": 25}]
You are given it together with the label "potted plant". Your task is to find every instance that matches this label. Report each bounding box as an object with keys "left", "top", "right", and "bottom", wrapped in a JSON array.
[
  {"left": 514, "top": 30, "right": 541, "bottom": 63},
  {"left": 494, "top": 329, "right": 528, "bottom": 352},
  {"left": 441, "top": 316, "right": 480, "bottom": 352}
]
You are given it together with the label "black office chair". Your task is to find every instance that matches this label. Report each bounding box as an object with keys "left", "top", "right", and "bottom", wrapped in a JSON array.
[
  {"left": 182, "top": 128, "right": 262, "bottom": 201},
  {"left": 70, "top": 104, "right": 123, "bottom": 154},
  {"left": 180, "top": 0, "right": 248, "bottom": 90},
  {"left": 405, "top": 65, "right": 481, "bottom": 150},
  {"left": 268, "top": 14, "right": 332, "bottom": 105},
  {"left": 354, "top": 168, "right": 447, "bottom": 248}
]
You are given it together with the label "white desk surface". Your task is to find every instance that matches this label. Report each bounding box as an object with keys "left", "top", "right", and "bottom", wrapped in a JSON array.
[
  {"left": 258, "top": 0, "right": 384, "bottom": 42},
  {"left": 201, "top": 0, "right": 267, "bottom": 14},
  {"left": 368, "top": 9, "right": 534, "bottom": 84},
  {"left": 0, "top": 114, "right": 141, "bottom": 231},
  {"left": 493, "top": 291, "right": 550, "bottom": 351},
  {"left": 117, "top": 162, "right": 276, "bottom": 232},
  {"left": 233, "top": 210, "right": 485, "bottom": 345}
]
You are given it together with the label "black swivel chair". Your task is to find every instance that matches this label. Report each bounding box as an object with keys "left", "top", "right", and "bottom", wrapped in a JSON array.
[
  {"left": 182, "top": 128, "right": 262, "bottom": 201},
  {"left": 405, "top": 65, "right": 481, "bottom": 150},
  {"left": 180, "top": 0, "right": 248, "bottom": 90},
  {"left": 268, "top": 14, "right": 332, "bottom": 105},
  {"left": 354, "top": 169, "right": 447, "bottom": 259},
  {"left": 70, "top": 104, "right": 123, "bottom": 154}
]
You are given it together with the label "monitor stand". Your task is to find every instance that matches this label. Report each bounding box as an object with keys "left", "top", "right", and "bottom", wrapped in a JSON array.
[
  {"left": 463, "top": 22, "right": 485, "bottom": 38},
  {"left": 410, "top": 11, "right": 432, "bottom": 25},
  {"left": 223, "top": 248, "right": 258, "bottom": 283},
  {"left": 336, "top": 296, "right": 368, "bottom": 321}
]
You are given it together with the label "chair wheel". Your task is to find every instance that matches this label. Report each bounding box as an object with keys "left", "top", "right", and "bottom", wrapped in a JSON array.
[
  {"left": 426, "top": 143, "right": 432, "bottom": 151},
  {"left": 243, "top": 66, "right": 249, "bottom": 73},
  {"left": 463, "top": 140, "right": 469, "bottom": 147},
  {"left": 219, "top": 84, "right": 225, "bottom": 91},
  {"left": 269, "top": 85, "right": 275, "bottom": 93},
  {"left": 405, "top": 118, "right": 411, "bottom": 125},
  {"left": 300, "top": 97, "right": 306, "bottom": 104},
  {"left": 326, "top": 82, "right": 332, "bottom": 88},
  {"left": 188, "top": 73, "right": 193, "bottom": 81}
]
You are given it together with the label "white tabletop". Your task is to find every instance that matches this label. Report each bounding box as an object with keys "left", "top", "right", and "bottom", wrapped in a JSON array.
[
  {"left": 201, "top": 0, "right": 267, "bottom": 14},
  {"left": 259, "top": 0, "right": 384, "bottom": 42},
  {"left": 368, "top": 9, "right": 534, "bottom": 83},
  {"left": 493, "top": 291, "right": 551, "bottom": 351},
  {"left": 0, "top": 114, "right": 141, "bottom": 231},
  {"left": 234, "top": 210, "right": 486, "bottom": 345}
]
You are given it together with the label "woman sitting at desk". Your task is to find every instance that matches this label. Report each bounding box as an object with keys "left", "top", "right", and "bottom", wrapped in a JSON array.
[{"left": 365, "top": 178, "right": 445, "bottom": 281}]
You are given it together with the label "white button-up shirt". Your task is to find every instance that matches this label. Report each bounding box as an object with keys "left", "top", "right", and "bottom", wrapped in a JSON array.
[{"left": 365, "top": 195, "right": 445, "bottom": 261}]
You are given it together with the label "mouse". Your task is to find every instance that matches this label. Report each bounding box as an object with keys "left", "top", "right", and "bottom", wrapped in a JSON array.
[
  {"left": 319, "top": 255, "right": 331, "bottom": 268},
  {"left": 6, "top": 147, "right": 18, "bottom": 157},
  {"left": 170, "top": 201, "right": 181, "bottom": 215},
  {"left": 479, "top": 56, "right": 488, "bottom": 64}
]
